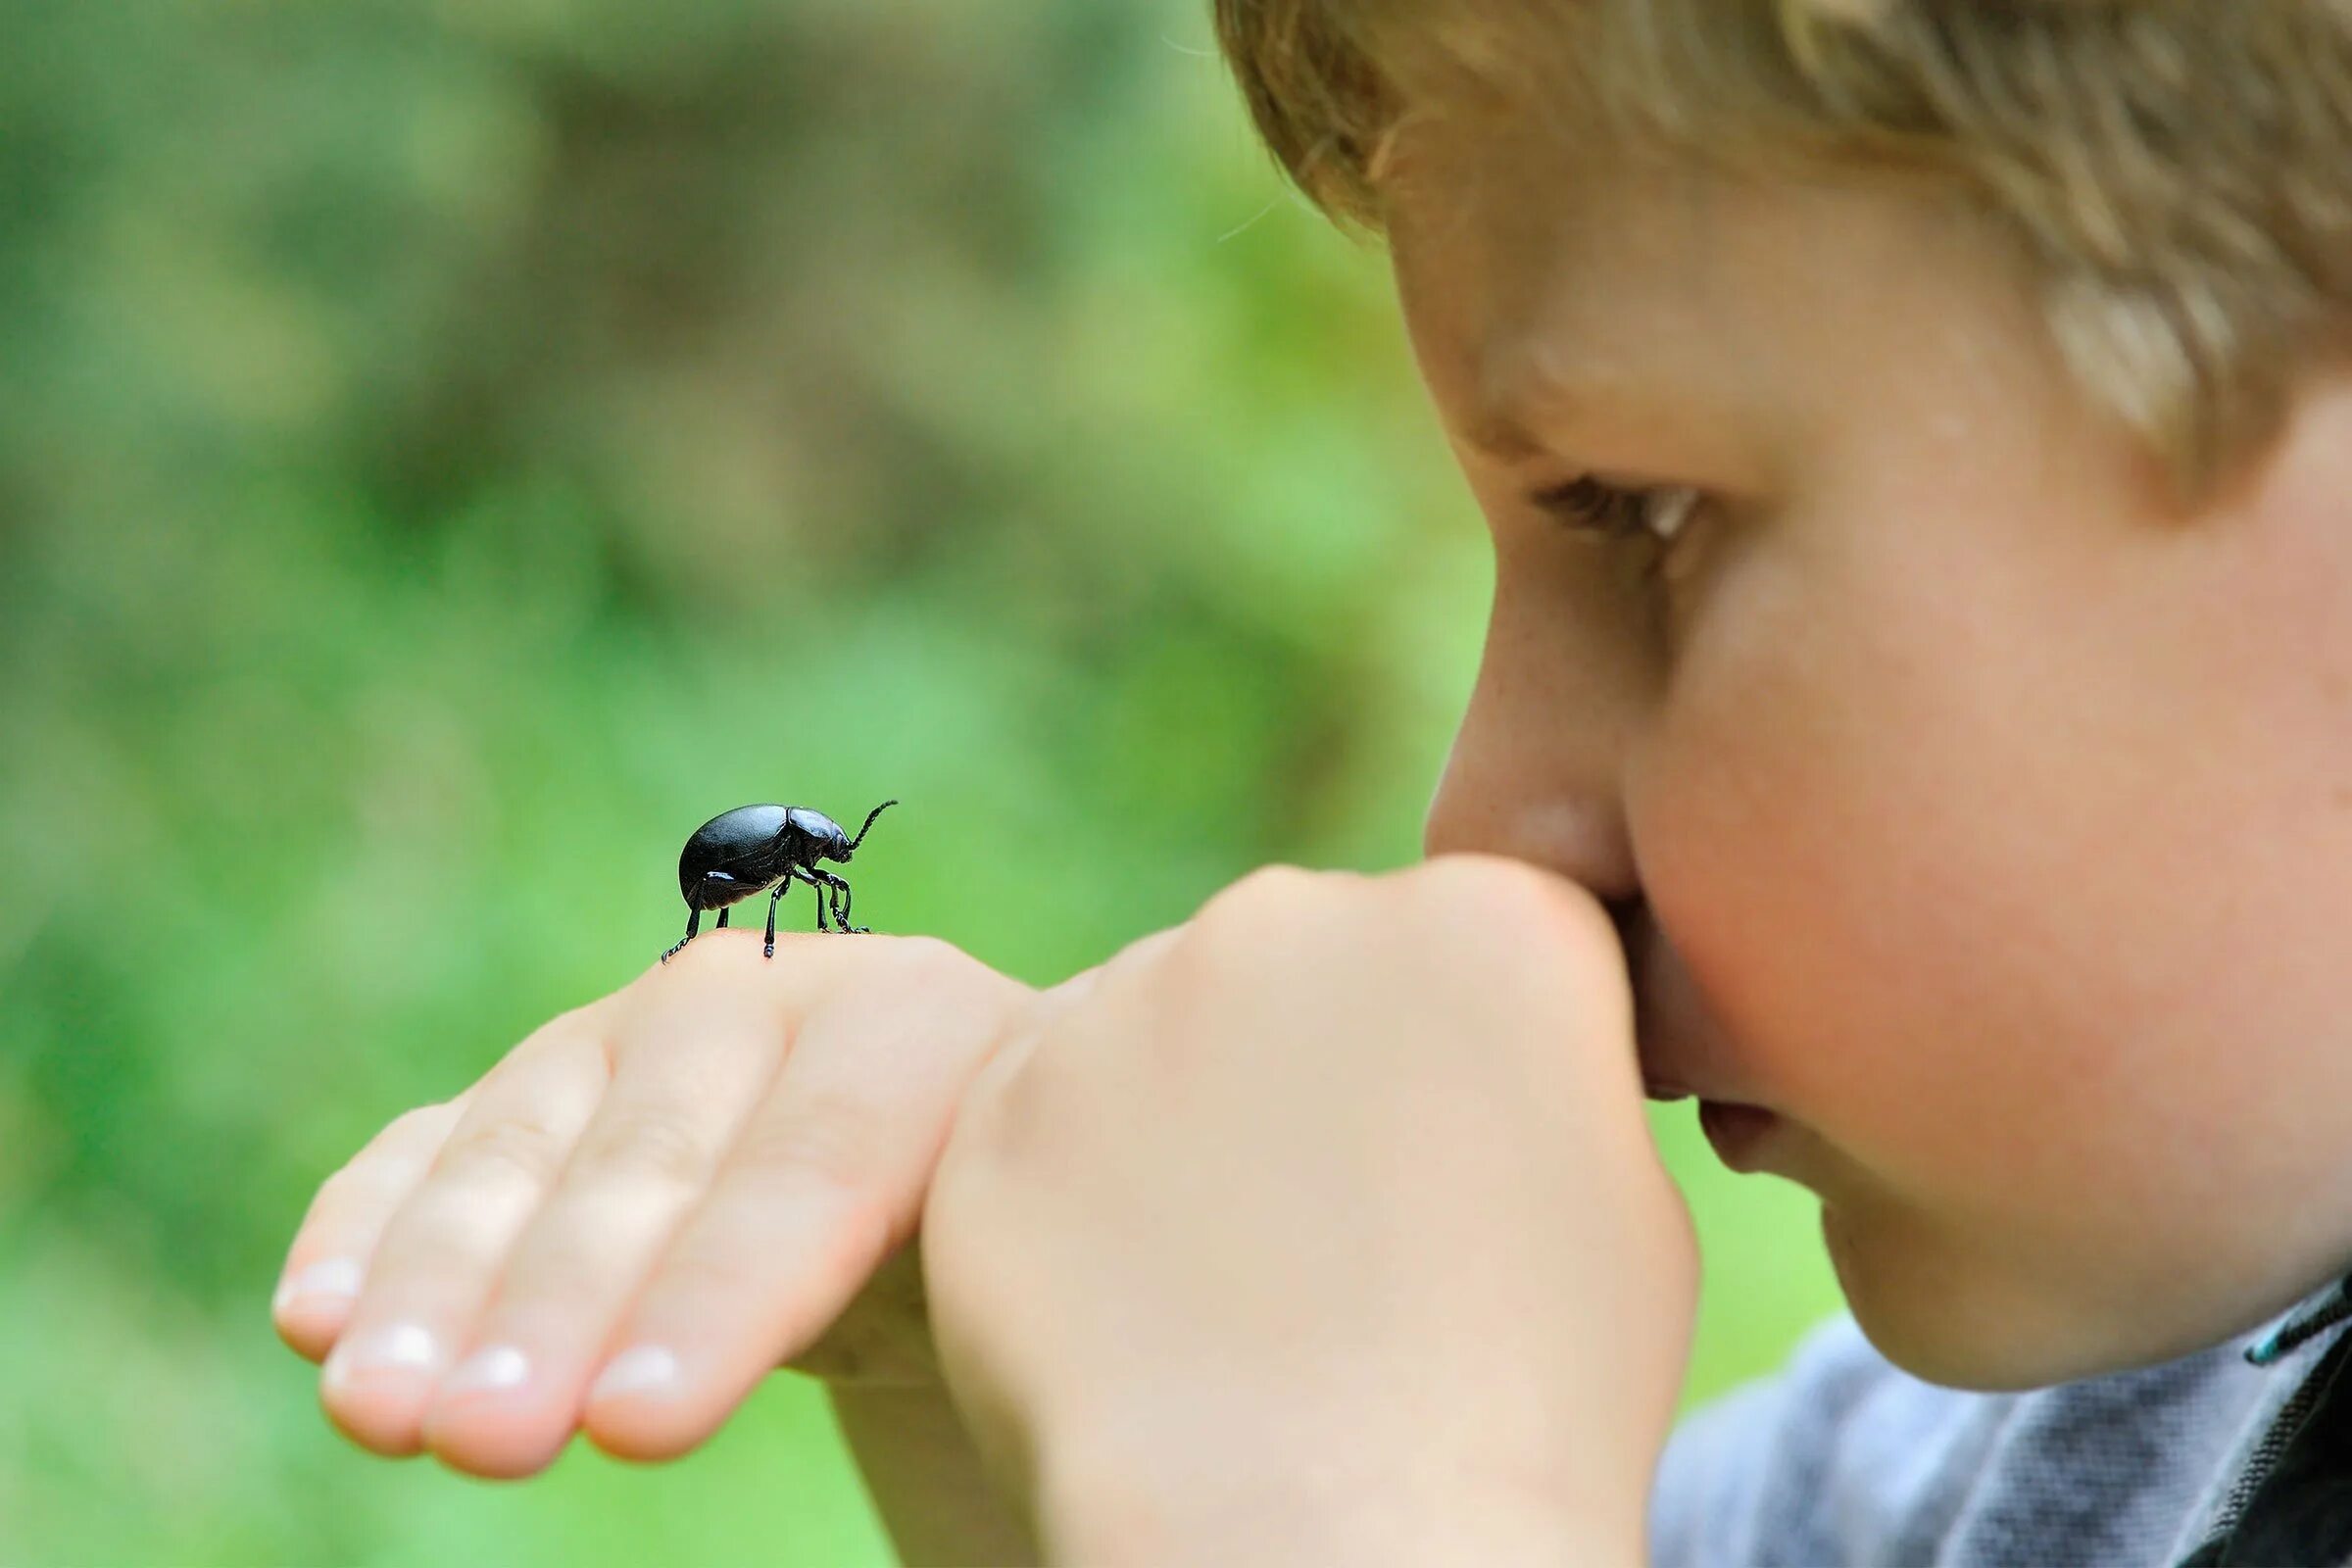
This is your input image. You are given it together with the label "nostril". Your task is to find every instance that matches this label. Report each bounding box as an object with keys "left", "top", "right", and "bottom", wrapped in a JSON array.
[{"left": 1601, "top": 895, "right": 1645, "bottom": 955}]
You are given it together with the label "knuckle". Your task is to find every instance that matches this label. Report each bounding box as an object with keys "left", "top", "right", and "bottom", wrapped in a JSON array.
[
  {"left": 514, "top": 998, "right": 604, "bottom": 1053},
  {"left": 382, "top": 1101, "right": 453, "bottom": 1141},
  {"left": 330, "top": 1101, "right": 459, "bottom": 1193},
  {"left": 437, "top": 1115, "right": 572, "bottom": 1192},
  {"left": 1085, "top": 925, "right": 1181, "bottom": 998},
  {"left": 676, "top": 929, "right": 741, "bottom": 976},
  {"left": 870, "top": 932, "right": 977, "bottom": 994},
  {"left": 663, "top": 924, "right": 759, "bottom": 981},
  {"left": 729, "top": 1100, "right": 880, "bottom": 1195},
  {"left": 1182, "top": 862, "right": 1367, "bottom": 976},
  {"left": 1418, "top": 853, "right": 1614, "bottom": 946},
  {"left": 572, "top": 1109, "right": 714, "bottom": 1191},
  {"left": 1232, "top": 860, "right": 1319, "bottom": 904},
  {"left": 1196, "top": 862, "right": 1325, "bottom": 931},
  {"left": 872, "top": 934, "right": 1027, "bottom": 1011},
  {"left": 495, "top": 1004, "right": 619, "bottom": 1090},
  {"left": 315, "top": 1157, "right": 400, "bottom": 1212},
  {"left": 325, "top": 1115, "right": 425, "bottom": 1197},
  {"left": 884, "top": 932, "right": 960, "bottom": 971}
]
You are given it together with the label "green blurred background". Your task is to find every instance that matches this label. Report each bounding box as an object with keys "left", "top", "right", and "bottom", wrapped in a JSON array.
[{"left": 0, "top": 0, "right": 1839, "bottom": 1561}]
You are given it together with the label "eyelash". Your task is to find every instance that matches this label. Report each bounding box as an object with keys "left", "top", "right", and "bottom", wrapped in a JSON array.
[{"left": 1530, "top": 476, "right": 1702, "bottom": 574}]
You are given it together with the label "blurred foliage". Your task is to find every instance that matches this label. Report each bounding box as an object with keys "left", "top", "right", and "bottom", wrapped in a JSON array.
[{"left": 0, "top": 0, "right": 1837, "bottom": 1562}]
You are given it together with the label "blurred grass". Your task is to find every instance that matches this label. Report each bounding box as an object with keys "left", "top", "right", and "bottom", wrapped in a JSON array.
[{"left": 0, "top": 0, "right": 1838, "bottom": 1561}]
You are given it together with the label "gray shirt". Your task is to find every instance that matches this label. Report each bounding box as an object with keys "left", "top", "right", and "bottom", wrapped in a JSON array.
[{"left": 1648, "top": 1269, "right": 2352, "bottom": 1566}]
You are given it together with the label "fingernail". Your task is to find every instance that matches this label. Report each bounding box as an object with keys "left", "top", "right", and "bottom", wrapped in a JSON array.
[
  {"left": 588, "top": 1345, "right": 682, "bottom": 1404},
  {"left": 323, "top": 1322, "right": 442, "bottom": 1393},
  {"left": 442, "top": 1344, "right": 532, "bottom": 1397},
  {"left": 274, "top": 1257, "right": 363, "bottom": 1314}
]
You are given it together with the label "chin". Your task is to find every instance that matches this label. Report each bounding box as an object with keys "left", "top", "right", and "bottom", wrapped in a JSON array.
[{"left": 1821, "top": 1202, "right": 2156, "bottom": 1392}]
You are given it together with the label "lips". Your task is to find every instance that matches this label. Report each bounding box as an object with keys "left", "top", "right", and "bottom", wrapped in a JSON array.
[
  {"left": 1636, "top": 1005, "right": 1709, "bottom": 1101},
  {"left": 1619, "top": 904, "right": 1751, "bottom": 1107},
  {"left": 1609, "top": 903, "right": 1696, "bottom": 1102}
]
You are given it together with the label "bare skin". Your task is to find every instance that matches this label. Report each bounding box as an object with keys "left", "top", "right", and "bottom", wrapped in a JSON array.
[
  {"left": 274, "top": 88, "right": 2352, "bottom": 1559},
  {"left": 271, "top": 928, "right": 1027, "bottom": 1478},
  {"left": 918, "top": 857, "right": 1694, "bottom": 1566},
  {"left": 1386, "top": 113, "right": 2352, "bottom": 1389}
]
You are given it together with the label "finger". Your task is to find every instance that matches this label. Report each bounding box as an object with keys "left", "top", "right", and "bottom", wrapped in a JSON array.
[
  {"left": 272, "top": 1092, "right": 477, "bottom": 1360},
  {"left": 974, "top": 921, "right": 1186, "bottom": 1095},
  {"left": 1040, "top": 921, "right": 1185, "bottom": 1008},
  {"left": 579, "top": 954, "right": 1025, "bottom": 1459},
  {"left": 416, "top": 974, "right": 797, "bottom": 1478},
  {"left": 315, "top": 1020, "right": 611, "bottom": 1459}
]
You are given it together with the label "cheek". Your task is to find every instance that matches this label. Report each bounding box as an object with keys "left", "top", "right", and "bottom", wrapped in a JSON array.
[
  {"left": 1630, "top": 510, "right": 2352, "bottom": 1369},
  {"left": 1629, "top": 541, "right": 2130, "bottom": 1197}
]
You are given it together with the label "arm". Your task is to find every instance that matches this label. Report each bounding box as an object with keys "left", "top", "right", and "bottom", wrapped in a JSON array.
[
  {"left": 1041, "top": 1483, "right": 1643, "bottom": 1568},
  {"left": 833, "top": 1376, "right": 1639, "bottom": 1568},
  {"left": 1032, "top": 1423, "right": 1648, "bottom": 1568},
  {"left": 915, "top": 859, "right": 1694, "bottom": 1568},
  {"left": 828, "top": 1379, "right": 1044, "bottom": 1568}
]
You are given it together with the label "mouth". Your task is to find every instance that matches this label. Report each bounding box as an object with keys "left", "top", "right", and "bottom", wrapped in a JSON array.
[
  {"left": 1621, "top": 911, "right": 1755, "bottom": 1109},
  {"left": 1628, "top": 980, "right": 1788, "bottom": 1171},
  {"left": 1697, "top": 1099, "right": 1785, "bottom": 1171},
  {"left": 1642, "top": 1066, "right": 1786, "bottom": 1171}
]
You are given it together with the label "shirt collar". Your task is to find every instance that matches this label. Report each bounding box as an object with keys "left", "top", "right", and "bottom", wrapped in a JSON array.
[{"left": 2246, "top": 1268, "right": 2352, "bottom": 1366}]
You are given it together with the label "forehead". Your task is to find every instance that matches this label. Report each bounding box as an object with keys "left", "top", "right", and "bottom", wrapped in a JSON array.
[
  {"left": 1381, "top": 113, "right": 1725, "bottom": 413},
  {"left": 1378, "top": 109, "right": 2034, "bottom": 468}
]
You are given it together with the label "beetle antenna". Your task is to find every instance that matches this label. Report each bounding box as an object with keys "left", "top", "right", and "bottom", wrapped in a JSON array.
[{"left": 850, "top": 799, "right": 900, "bottom": 851}]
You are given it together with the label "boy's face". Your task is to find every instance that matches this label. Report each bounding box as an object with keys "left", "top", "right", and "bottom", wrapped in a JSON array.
[{"left": 1387, "top": 108, "right": 2352, "bottom": 1390}]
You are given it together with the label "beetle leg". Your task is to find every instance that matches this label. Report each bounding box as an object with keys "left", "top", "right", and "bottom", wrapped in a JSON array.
[
  {"left": 664, "top": 872, "right": 745, "bottom": 961},
  {"left": 811, "top": 868, "right": 865, "bottom": 935},
  {"left": 789, "top": 864, "right": 836, "bottom": 936},
  {"left": 661, "top": 905, "right": 703, "bottom": 963},
  {"left": 766, "top": 871, "right": 826, "bottom": 956},
  {"left": 715, "top": 906, "right": 729, "bottom": 928}
]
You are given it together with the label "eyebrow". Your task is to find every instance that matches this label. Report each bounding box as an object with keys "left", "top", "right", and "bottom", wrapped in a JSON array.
[
  {"left": 1460, "top": 409, "right": 1552, "bottom": 464},
  {"left": 1461, "top": 346, "right": 1600, "bottom": 464}
]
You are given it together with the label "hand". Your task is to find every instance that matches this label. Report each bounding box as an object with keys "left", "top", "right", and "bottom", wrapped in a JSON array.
[
  {"left": 919, "top": 856, "right": 1700, "bottom": 1565},
  {"left": 271, "top": 927, "right": 1031, "bottom": 1479}
]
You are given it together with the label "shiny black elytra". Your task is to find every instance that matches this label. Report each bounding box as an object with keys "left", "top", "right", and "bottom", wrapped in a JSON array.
[{"left": 662, "top": 800, "right": 898, "bottom": 962}]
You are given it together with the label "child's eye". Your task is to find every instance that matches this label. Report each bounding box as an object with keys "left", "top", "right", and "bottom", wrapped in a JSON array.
[{"left": 1530, "top": 475, "right": 1702, "bottom": 562}]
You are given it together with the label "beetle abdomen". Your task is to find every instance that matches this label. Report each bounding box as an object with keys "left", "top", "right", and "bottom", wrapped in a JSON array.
[{"left": 678, "top": 804, "right": 797, "bottom": 906}]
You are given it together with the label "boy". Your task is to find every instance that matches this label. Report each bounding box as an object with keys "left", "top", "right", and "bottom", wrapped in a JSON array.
[{"left": 272, "top": 2, "right": 2352, "bottom": 1562}]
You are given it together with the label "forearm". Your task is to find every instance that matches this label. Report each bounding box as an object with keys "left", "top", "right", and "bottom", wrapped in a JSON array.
[
  {"left": 1045, "top": 1494, "right": 1636, "bottom": 1567},
  {"left": 828, "top": 1379, "right": 1045, "bottom": 1568},
  {"left": 1035, "top": 1435, "right": 1646, "bottom": 1568}
]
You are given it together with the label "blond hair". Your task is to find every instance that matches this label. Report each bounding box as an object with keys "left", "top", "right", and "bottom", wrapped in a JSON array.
[{"left": 1213, "top": 0, "right": 2352, "bottom": 508}]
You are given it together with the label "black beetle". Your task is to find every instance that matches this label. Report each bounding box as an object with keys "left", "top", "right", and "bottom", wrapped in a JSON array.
[{"left": 662, "top": 800, "right": 899, "bottom": 962}]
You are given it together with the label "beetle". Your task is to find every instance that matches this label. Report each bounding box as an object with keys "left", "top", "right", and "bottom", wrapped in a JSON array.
[{"left": 662, "top": 800, "right": 899, "bottom": 961}]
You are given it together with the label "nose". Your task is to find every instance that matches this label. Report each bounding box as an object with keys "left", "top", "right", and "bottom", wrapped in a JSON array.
[
  {"left": 1423, "top": 753, "right": 1641, "bottom": 897},
  {"left": 1423, "top": 695, "right": 1655, "bottom": 1032},
  {"left": 1420, "top": 585, "right": 1648, "bottom": 912}
]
